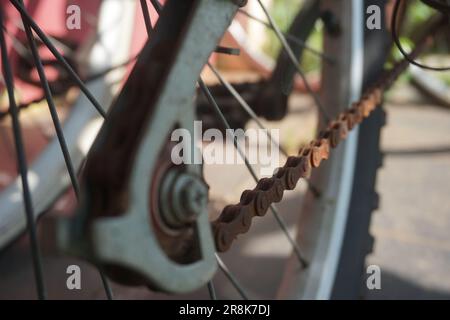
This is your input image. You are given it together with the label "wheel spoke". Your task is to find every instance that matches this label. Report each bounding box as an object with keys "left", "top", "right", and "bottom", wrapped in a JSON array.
[
  {"left": 207, "top": 62, "right": 287, "bottom": 157},
  {"left": 20, "top": 6, "right": 80, "bottom": 198},
  {"left": 207, "top": 63, "right": 323, "bottom": 199},
  {"left": 199, "top": 78, "right": 309, "bottom": 268},
  {"left": 256, "top": 0, "right": 331, "bottom": 122},
  {"left": 0, "top": 55, "right": 136, "bottom": 121},
  {"left": 0, "top": 8, "right": 46, "bottom": 300},
  {"left": 2, "top": 25, "right": 28, "bottom": 57},
  {"left": 237, "top": 9, "right": 335, "bottom": 64},
  {"left": 9, "top": 0, "right": 106, "bottom": 118},
  {"left": 150, "top": 0, "right": 163, "bottom": 14},
  {"left": 270, "top": 204, "right": 308, "bottom": 268},
  {"left": 198, "top": 78, "right": 258, "bottom": 181},
  {"left": 17, "top": 0, "right": 114, "bottom": 299},
  {"left": 216, "top": 254, "right": 249, "bottom": 300},
  {"left": 140, "top": 0, "right": 153, "bottom": 36},
  {"left": 84, "top": 54, "right": 139, "bottom": 83},
  {"left": 10, "top": 18, "right": 77, "bottom": 59},
  {"left": 207, "top": 281, "right": 217, "bottom": 300},
  {"left": 99, "top": 271, "right": 114, "bottom": 300}
]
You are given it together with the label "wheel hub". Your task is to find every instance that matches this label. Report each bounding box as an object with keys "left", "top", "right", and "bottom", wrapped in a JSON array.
[{"left": 160, "top": 171, "right": 209, "bottom": 229}]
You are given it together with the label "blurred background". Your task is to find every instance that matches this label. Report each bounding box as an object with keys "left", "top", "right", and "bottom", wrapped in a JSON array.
[{"left": 0, "top": 0, "right": 449, "bottom": 299}]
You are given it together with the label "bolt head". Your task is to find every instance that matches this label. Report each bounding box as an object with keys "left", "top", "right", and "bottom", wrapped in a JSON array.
[
  {"left": 160, "top": 171, "right": 209, "bottom": 229},
  {"left": 183, "top": 179, "right": 208, "bottom": 218}
]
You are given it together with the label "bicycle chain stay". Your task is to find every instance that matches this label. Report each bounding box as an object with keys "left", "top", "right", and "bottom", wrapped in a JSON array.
[
  {"left": 211, "top": 15, "right": 447, "bottom": 253},
  {"left": 60, "top": 0, "right": 242, "bottom": 293}
]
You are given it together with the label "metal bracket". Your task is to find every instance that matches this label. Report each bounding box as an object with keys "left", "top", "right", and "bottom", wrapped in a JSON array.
[{"left": 60, "top": 0, "right": 239, "bottom": 293}]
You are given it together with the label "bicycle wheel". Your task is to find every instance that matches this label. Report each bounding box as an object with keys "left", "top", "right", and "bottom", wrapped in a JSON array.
[
  {"left": 0, "top": 0, "right": 391, "bottom": 299},
  {"left": 214, "top": 0, "right": 391, "bottom": 300}
]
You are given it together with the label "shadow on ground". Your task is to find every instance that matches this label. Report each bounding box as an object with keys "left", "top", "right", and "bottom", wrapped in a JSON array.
[{"left": 364, "top": 270, "right": 450, "bottom": 300}]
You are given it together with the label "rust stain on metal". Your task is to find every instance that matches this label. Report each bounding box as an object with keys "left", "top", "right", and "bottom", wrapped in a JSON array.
[{"left": 211, "top": 52, "right": 422, "bottom": 252}]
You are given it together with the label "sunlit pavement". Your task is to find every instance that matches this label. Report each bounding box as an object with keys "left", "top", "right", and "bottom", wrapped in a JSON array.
[{"left": 365, "top": 83, "right": 450, "bottom": 299}]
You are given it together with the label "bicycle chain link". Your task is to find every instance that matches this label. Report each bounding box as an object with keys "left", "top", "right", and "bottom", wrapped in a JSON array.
[
  {"left": 211, "top": 19, "right": 442, "bottom": 252},
  {"left": 211, "top": 83, "right": 384, "bottom": 252}
]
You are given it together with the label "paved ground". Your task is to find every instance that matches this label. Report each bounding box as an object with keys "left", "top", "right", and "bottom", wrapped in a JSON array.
[
  {"left": 0, "top": 84, "right": 449, "bottom": 299},
  {"left": 364, "top": 84, "right": 450, "bottom": 300}
]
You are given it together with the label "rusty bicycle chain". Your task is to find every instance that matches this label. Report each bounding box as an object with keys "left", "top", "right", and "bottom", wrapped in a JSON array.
[
  {"left": 212, "top": 80, "right": 384, "bottom": 252},
  {"left": 211, "top": 15, "right": 446, "bottom": 253}
]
